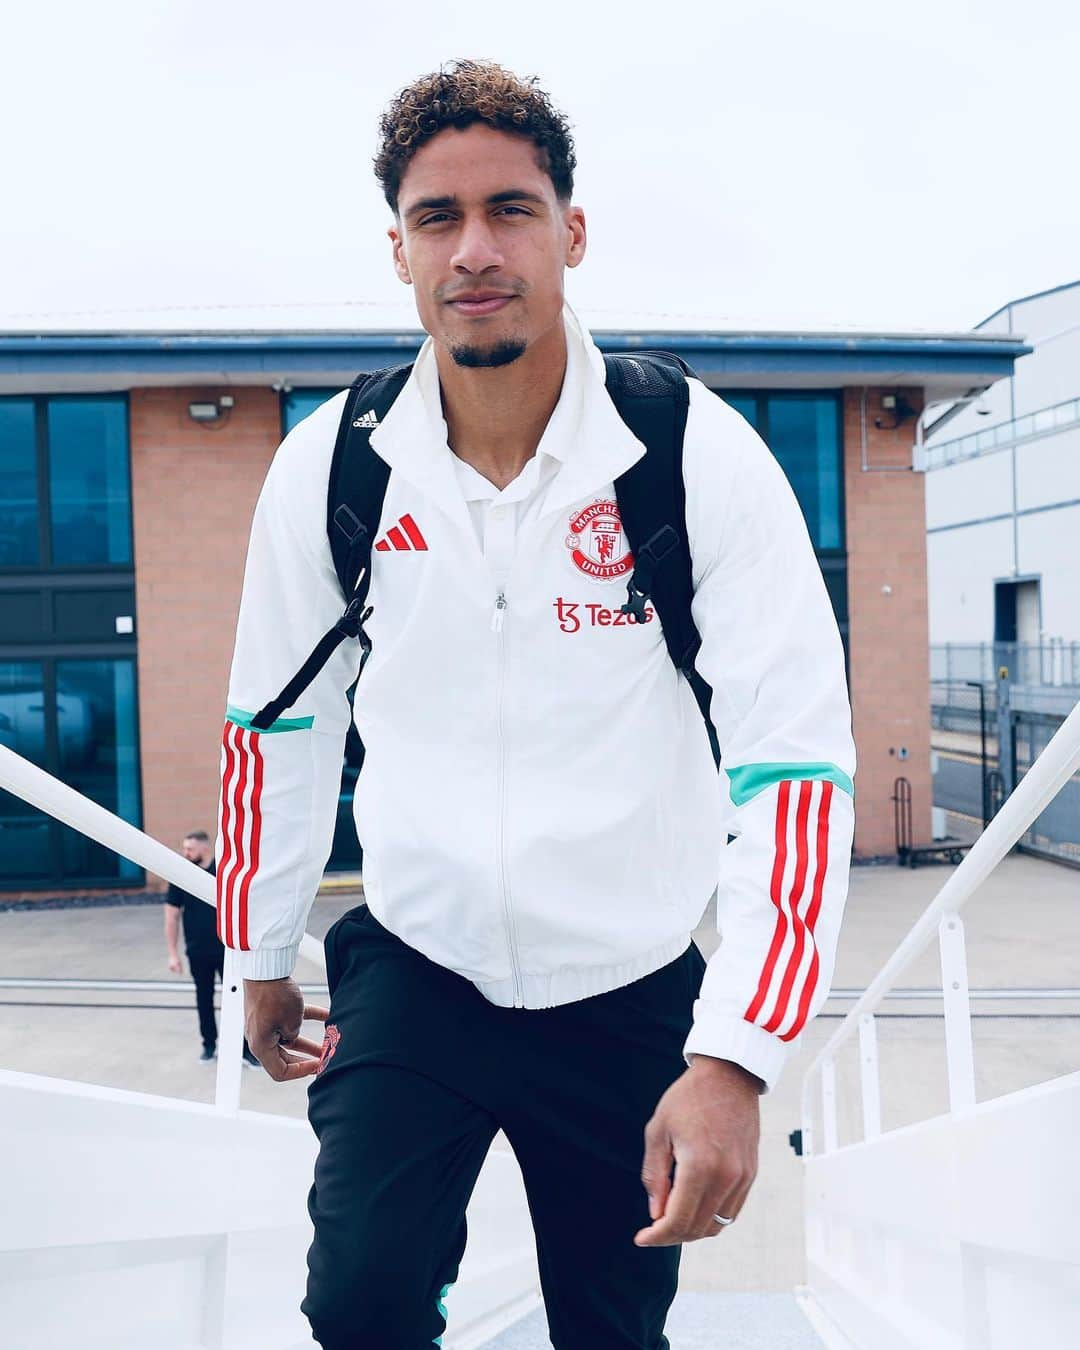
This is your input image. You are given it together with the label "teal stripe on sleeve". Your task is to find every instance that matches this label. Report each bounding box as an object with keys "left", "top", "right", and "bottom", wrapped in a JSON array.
[
  {"left": 225, "top": 704, "right": 314, "bottom": 734},
  {"left": 725, "top": 761, "right": 854, "bottom": 806}
]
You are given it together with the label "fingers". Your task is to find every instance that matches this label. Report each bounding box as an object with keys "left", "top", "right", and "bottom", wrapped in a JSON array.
[
  {"left": 303, "top": 1004, "right": 329, "bottom": 1023},
  {"left": 635, "top": 1157, "right": 702, "bottom": 1246},
  {"left": 281, "top": 1035, "right": 324, "bottom": 1057},
  {"left": 639, "top": 1119, "right": 674, "bottom": 1224},
  {"left": 635, "top": 1158, "right": 755, "bottom": 1246}
]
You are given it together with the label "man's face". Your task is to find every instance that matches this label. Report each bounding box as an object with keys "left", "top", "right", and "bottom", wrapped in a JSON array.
[
  {"left": 182, "top": 836, "right": 210, "bottom": 864},
  {"left": 388, "top": 123, "right": 586, "bottom": 369}
]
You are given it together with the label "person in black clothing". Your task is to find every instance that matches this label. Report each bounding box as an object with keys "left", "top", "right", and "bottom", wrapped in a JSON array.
[{"left": 165, "top": 829, "right": 259, "bottom": 1065}]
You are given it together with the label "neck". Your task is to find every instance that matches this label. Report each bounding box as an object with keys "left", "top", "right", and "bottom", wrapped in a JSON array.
[{"left": 435, "top": 315, "right": 568, "bottom": 491}]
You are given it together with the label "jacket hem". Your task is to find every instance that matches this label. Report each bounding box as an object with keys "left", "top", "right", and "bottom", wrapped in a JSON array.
[{"left": 472, "top": 932, "right": 692, "bottom": 1010}]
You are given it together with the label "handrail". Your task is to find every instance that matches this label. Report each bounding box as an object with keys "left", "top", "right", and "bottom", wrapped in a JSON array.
[
  {"left": 805, "top": 698, "right": 1080, "bottom": 1079},
  {"left": 0, "top": 744, "right": 327, "bottom": 1114}
]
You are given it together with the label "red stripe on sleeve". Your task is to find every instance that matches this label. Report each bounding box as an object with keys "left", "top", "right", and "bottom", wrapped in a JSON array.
[
  {"left": 781, "top": 781, "right": 834, "bottom": 1042},
  {"left": 399, "top": 513, "right": 428, "bottom": 550},
  {"left": 762, "top": 781, "right": 814, "bottom": 1033},
  {"left": 234, "top": 731, "right": 264, "bottom": 951},
  {"left": 375, "top": 539, "right": 390, "bottom": 552},
  {"left": 744, "top": 781, "right": 793, "bottom": 1023},
  {"left": 386, "top": 525, "right": 409, "bottom": 551},
  {"left": 217, "top": 723, "right": 240, "bottom": 945},
  {"left": 224, "top": 726, "right": 250, "bottom": 950}
]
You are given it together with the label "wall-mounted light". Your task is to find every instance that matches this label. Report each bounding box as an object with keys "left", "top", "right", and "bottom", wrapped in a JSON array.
[
  {"left": 188, "top": 394, "right": 235, "bottom": 424},
  {"left": 875, "top": 392, "right": 917, "bottom": 430}
]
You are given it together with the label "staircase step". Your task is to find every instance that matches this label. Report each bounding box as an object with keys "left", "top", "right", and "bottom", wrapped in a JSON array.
[{"left": 480, "top": 1291, "right": 825, "bottom": 1349}]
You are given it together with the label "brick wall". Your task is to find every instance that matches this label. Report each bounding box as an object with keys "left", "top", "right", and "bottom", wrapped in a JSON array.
[
  {"left": 130, "top": 388, "right": 280, "bottom": 890},
  {"left": 842, "top": 387, "right": 932, "bottom": 858}
]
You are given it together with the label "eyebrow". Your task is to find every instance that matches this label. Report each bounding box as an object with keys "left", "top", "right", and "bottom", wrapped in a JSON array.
[{"left": 404, "top": 189, "right": 547, "bottom": 219}]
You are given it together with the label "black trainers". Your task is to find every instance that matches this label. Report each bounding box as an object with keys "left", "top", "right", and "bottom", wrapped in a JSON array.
[{"left": 200, "top": 1046, "right": 217, "bottom": 1062}]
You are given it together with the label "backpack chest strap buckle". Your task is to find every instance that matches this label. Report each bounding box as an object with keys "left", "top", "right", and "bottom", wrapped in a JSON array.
[{"left": 620, "top": 525, "right": 681, "bottom": 623}]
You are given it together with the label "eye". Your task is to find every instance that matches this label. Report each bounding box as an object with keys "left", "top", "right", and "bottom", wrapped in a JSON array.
[
  {"left": 418, "top": 212, "right": 453, "bottom": 226},
  {"left": 497, "top": 205, "right": 530, "bottom": 216}
]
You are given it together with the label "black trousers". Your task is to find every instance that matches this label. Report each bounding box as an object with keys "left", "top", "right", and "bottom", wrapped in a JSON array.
[
  {"left": 302, "top": 903, "right": 707, "bottom": 1350},
  {"left": 187, "top": 945, "right": 253, "bottom": 1058}
]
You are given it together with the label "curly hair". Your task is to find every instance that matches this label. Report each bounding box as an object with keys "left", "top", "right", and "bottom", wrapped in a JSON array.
[{"left": 374, "top": 59, "right": 576, "bottom": 214}]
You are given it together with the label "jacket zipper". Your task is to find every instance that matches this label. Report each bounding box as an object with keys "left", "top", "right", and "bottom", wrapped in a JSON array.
[{"left": 493, "top": 588, "right": 524, "bottom": 1005}]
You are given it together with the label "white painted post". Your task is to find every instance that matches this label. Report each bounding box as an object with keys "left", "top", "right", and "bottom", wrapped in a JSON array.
[
  {"left": 213, "top": 948, "right": 244, "bottom": 1116},
  {"left": 821, "top": 1059, "right": 838, "bottom": 1154},
  {"left": 800, "top": 1075, "right": 815, "bottom": 1159},
  {"left": 858, "top": 1013, "right": 882, "bottom": 1141},
  {"left": 939, "top": 912, "right": 977, "bottom": 1111}
]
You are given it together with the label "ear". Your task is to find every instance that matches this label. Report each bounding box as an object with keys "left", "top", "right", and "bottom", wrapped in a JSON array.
[
  {"left": 564, "top": 205, "right": 587, "bottom": 270},
  {"left": 388, "top": 222, "right": 412, "bottom": 285}
]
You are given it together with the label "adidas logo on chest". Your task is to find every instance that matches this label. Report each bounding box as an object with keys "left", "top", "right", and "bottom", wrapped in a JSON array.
[{"left": 374, "top": 513, "right": 428, "bottom": 552}]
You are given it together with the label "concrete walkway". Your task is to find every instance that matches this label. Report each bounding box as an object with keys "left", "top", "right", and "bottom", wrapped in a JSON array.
[
  {"left": 482, "top": 1292, "right": 824, "bottom": 1349},
  {"left": 1, "top": 852, "right": 1076, "bottom": 1300}
]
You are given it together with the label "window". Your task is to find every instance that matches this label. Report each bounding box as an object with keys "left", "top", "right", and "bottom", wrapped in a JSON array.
[
  {"left": 0, "top": 400, "right": 39, "bottom": 566},
  {"left": 0, "top": 395, "right": 141, "bottom": 889},
  {"left": 47, "top": 398, "right": 132, "bottom": 566},
  {"left": 0, "top": 657, "right": 142, "bottom": 884},
  {"left": 718, "top": 390, "right": 847, "bottom": 654},
  {"left": 282, "top": 388, "right": 340, "bottom": 435},
  {"left": 0, "top": 395, "right": 132, "bottom": 572},
  {"left": 718, "top": 392, "right": 844, "bottom": 553}
]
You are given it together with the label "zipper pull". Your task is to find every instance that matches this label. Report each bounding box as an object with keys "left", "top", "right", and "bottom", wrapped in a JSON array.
[{"left": 491, "top": 592, "right": 507, "bottom": 633}]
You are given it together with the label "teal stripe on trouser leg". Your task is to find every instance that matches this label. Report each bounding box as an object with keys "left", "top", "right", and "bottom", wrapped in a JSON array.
[{"left": 433, "top": 1281, "right": 453, "bottom": 1345}]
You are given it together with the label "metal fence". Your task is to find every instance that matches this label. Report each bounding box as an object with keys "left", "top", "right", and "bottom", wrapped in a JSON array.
[
  {"left": 931, "top": 679, "right": 999, "bottom": 835},
  {"left": 931, "top": 641, "right": 1080, "bottom": 688},
  {"left": 931, "top": 670, "right": 1080, "bottom": 867}
]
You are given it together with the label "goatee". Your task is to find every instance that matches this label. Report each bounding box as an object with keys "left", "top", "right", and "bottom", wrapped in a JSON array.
[{"left": 448, "top": 338, "right": 527, "bottom": 369}]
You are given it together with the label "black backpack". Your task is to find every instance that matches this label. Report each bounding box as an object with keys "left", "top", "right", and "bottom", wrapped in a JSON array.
[{"left": 251, "top": 352, "right": 720, "bottom": 767}]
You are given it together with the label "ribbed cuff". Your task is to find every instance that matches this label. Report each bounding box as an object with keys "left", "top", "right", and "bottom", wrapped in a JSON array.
[
  {"left": 232, "top": 944, "right": 300, "bottom": 980},
  {"left": 682, "top": 1007, "right": 790, "bottom": 1095}
]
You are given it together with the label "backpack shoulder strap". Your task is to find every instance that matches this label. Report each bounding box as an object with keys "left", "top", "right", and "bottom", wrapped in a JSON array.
[
  {"left": 606, "top": 351, "right": 720, "bottom": 766},
  {"left": 328, "top": 362, "right": 415, "bottom": 600},
  {"left": 248, "top": 363, "right": 412, "bottom": 731}
]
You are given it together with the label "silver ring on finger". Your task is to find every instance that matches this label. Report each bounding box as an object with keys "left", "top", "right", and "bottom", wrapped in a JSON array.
[{"left": 712, "top": 1213, "right": 734, "bottom": 1226}]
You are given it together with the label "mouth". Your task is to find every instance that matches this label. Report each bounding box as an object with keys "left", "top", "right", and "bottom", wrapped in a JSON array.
[{"left": 446, "top": 293, "right": 517, "bottom": 317}]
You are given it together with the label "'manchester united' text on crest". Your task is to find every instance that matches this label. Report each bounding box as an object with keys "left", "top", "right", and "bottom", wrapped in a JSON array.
[{"left": 565, "top": 500, "right": 634, "bottom": 582}]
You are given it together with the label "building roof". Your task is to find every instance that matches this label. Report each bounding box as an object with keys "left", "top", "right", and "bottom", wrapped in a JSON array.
[
  {"left": 0, "top": 301, "right": 1031, "bottom": 400},
  {"left": 973, "top": 278, "right": 1080, "bottom": 331}
]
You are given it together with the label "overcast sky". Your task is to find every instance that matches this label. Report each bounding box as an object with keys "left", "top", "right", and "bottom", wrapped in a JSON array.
[{"left": 2, "top": 0, "right": 1077, "bottom": 333}]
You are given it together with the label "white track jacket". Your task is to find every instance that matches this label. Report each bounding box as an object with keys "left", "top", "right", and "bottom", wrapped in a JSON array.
[{"left": 215, "top": 303, "right": 856, "bottom": 1093}]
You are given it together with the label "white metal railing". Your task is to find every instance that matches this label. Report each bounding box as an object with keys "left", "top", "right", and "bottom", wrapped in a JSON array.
[
  {"left": 797, "top": 698, "right": 1080, "bottom": 1349},
  {"left": 0, "top": 743, "right": 541, "bottom": 1348},
  {"left": 924, "top": 393, "right": 1080, "bottom": 469}
]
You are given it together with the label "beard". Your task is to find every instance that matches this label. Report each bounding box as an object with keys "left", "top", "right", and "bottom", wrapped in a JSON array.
[{"left": 447, "top": 336, "right": 527, "bottom": 369}]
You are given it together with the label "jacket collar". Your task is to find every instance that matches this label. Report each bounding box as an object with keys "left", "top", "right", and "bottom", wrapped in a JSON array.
[{"left": 368, "top": 301, "right": 646, "bottom": 528}]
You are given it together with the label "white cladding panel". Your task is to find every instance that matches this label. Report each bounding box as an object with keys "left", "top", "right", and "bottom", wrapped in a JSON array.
[
  {"left": 925, "top": 448, "right": 1013, "bottom": 530},
  {"left": 1017, "top": 503, "right": 1080, "bottom": 639},
  {"left": 927, "top": 518, "right": 1013, "bottom": 643},
  {"left": 1017, "top": 424, "right": 1080, "bottom": 512}
]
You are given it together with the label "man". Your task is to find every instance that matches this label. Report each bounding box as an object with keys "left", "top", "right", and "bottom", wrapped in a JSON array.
[
  {"left": 164, "top": 829, "right": 258, "bottom": 1065},
  {"left": 217, "top": 60, "right": 856, "bottom": 1349}
]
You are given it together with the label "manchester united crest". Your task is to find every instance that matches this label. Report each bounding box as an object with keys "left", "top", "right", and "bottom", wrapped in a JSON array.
[
  {"left": 316, "top": 1023, "right": 341, "bottom": 1075},
  {"left": 565, "top": 500, "right": 634, "bottom": 582}
]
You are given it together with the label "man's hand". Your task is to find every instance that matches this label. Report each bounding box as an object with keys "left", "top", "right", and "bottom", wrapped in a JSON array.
[
  {"left": 243, "top": 976, "right": 329, "bottom": 1082},
  {"left": 167, "top": 954, "right": 182, "bottom": 974},
  {"left": 634, "top": 1056, "right": 762, "bottom": 1247}
]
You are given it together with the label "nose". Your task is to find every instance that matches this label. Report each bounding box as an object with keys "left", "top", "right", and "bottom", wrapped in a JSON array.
[{"left": 449, "top": 212, "right": 505, "bottom": 275}]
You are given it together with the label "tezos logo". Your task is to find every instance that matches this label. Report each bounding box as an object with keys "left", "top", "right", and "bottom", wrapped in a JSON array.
[{"left": 565, "top": 500, "right": 634, "bottom": 581}]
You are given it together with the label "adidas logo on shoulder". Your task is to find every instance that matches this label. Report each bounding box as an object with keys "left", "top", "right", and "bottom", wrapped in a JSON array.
[{"left": 352, "top": 409, "right": 380, "bottom": 429}]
